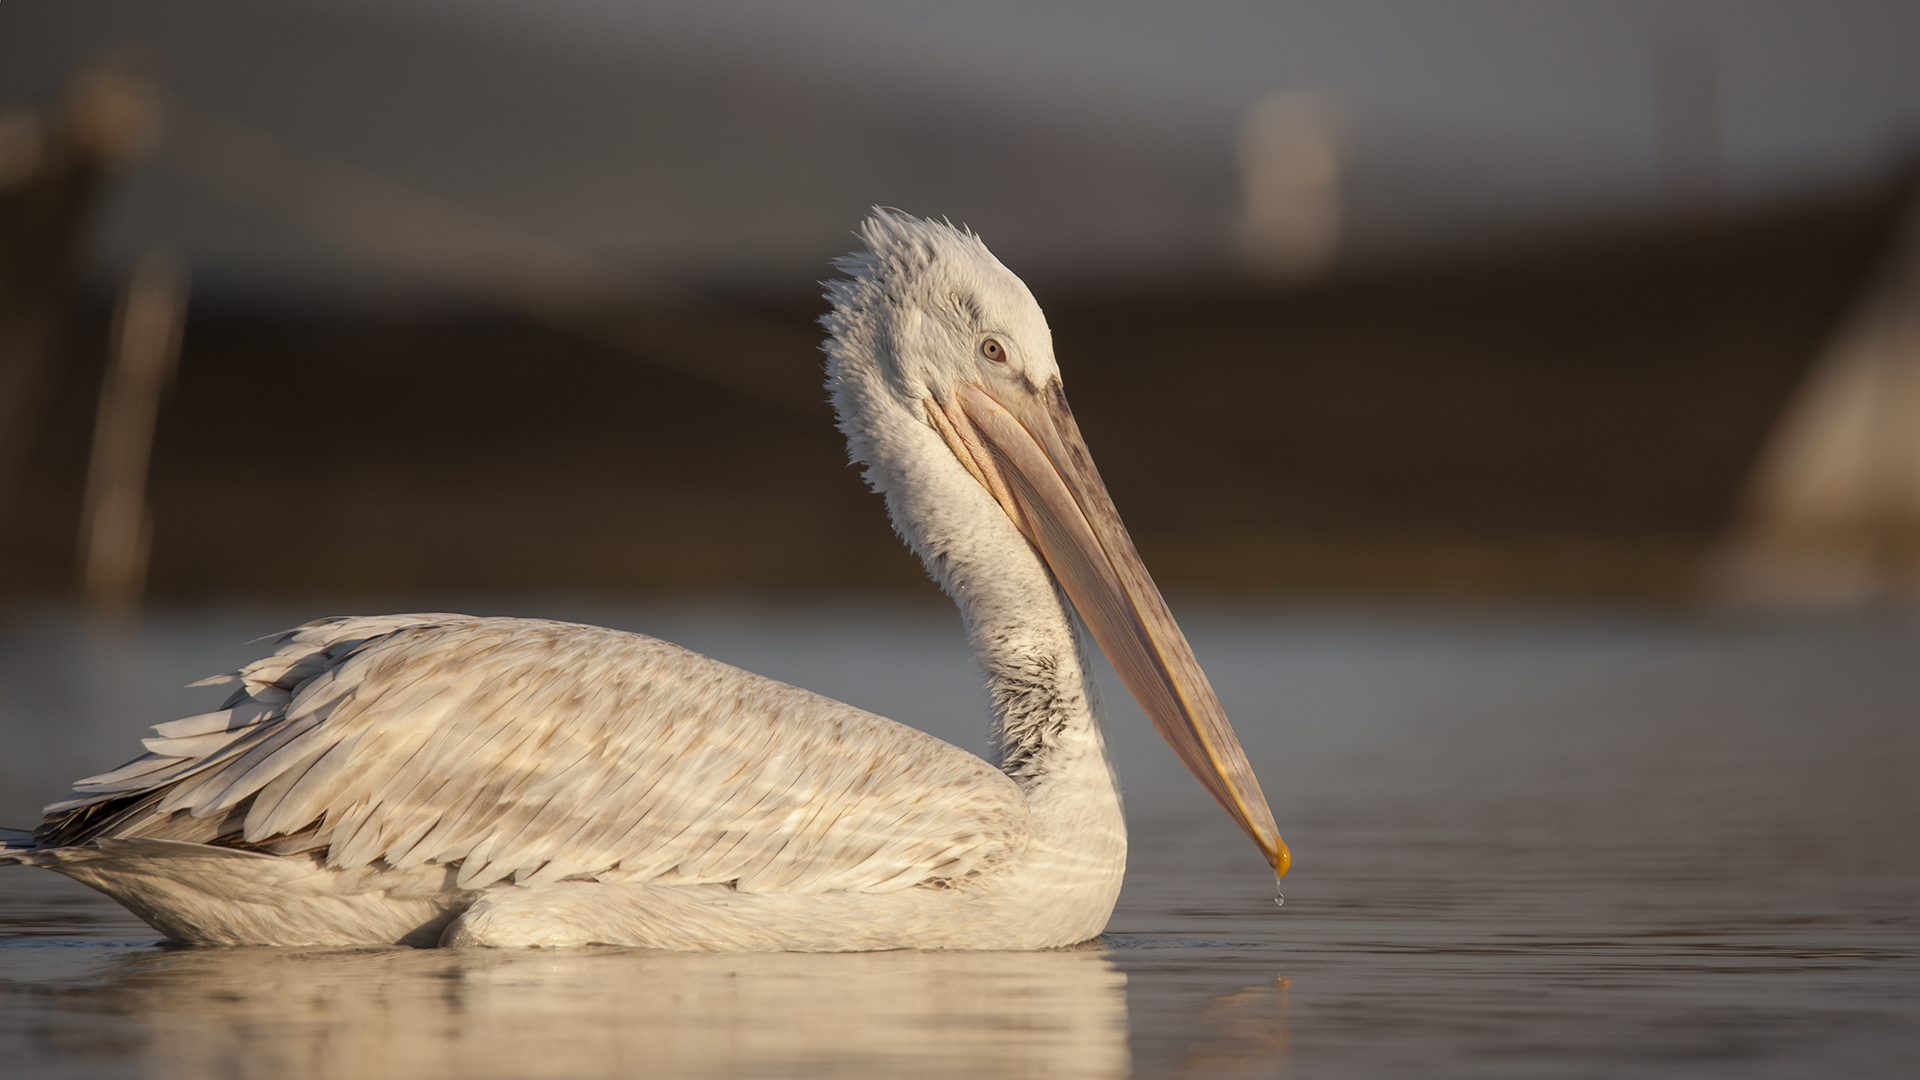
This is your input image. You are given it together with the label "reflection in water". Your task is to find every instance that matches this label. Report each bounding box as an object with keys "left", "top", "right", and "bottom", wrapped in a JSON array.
[
  {"left": 11, "top": 943, "right": 1130, "bottom": 1080},
  {"left": 1180, "top": 979, "right": 1290, "bottom": 1076}
]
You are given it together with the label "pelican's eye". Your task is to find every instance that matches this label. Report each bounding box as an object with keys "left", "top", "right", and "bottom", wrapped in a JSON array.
[{"left": 981, "top": 337, "right": 1007, "bottom": 363}]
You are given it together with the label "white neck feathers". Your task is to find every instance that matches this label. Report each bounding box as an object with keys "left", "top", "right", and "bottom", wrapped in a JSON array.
[{"left": 820, "top": 216, "right": 1118, "bottom": 809}]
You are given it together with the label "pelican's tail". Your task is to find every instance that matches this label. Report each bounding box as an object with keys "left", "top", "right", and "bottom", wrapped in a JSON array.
[{"left": 1, "top": 827, "right": 49, "bottom": 865}]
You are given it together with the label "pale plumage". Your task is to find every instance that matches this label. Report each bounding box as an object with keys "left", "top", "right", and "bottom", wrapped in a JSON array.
[
  {"left": 61, "top": 616, "right": 1026, "bottom": 894},
  {"left": 4, "top": 212, "right": 1284, "bottom": 949}
]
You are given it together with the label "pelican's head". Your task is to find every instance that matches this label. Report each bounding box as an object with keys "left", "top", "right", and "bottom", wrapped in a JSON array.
[{"left": 822, "top": 210, "right": 1287, "bottom": 877}]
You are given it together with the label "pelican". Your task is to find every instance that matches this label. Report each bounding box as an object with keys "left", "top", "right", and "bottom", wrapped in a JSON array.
[{"left": 1, "top": 212, "right": 1287, "bottom": 949}]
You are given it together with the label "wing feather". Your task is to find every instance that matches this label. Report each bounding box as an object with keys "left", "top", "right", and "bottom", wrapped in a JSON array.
[{"left": 36, "top": 615, "right": 1030, "bottom": 896}]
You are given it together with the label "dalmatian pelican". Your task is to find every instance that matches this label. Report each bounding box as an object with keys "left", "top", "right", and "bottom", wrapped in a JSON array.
[{"left": 1, "top": 212, "right": 1287, "bottom": 949}]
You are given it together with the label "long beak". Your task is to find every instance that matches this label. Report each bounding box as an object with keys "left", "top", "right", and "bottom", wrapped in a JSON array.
[{"left": 926, "top": 381, "right": 1289, "bottom": 877}]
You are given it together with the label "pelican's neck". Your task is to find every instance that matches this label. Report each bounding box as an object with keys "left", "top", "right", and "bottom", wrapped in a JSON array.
[
  {"left": 961, "top": 550, "right": 1112, "bottom": 785},
  {"left": 942, "top": 513, "right": 1124, "bottom": 836},
  {"left": 856, "top": 404, "right": 1122, "bottom": 834}
]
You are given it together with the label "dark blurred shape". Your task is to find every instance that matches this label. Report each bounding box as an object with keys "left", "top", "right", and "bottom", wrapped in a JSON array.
[
  {"left": 1057, "top": 175, "right": 1913, "bottom": 600},
  {"left": 0, "top": 61, "right": 160, "bottom": 535},
  {"left": 77, "top": 253, "right": 187, "bottom": 614},
  {"left": 1716, "top": 216, "right": 1920, "bottom": 607},
  {"left": 0, "top": 154, "right": 1909, "bottom": 601},
  {"left": 156, "top": 107, "right": 824, "bottom": 414}
]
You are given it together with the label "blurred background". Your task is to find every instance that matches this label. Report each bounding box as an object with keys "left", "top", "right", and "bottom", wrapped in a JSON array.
[
  {"left": 2, "top": 0, "right": 1919, "bottom": 610},
  {"left": 5, "top": 11, "right": 1920, "bottom": 1073}
]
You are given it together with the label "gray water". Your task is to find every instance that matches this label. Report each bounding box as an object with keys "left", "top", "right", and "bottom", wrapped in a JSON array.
[{"left": 1, "top": 600, "right": 1916, "bottom": 1078}]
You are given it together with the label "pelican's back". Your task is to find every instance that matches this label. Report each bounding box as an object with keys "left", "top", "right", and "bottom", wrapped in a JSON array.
[{"left": 23, "top": 616, "right": 1030, "bottom": 902}]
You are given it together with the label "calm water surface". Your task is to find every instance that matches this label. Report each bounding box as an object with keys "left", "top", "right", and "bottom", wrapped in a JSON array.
[{"left": 1, "top": 601, "right": 1915, "bottom": 1078}]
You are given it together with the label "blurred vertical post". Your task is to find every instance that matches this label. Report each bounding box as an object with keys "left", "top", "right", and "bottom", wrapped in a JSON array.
[
  {"left": 0, "top": 61, "right": 162, "bottom": 530},
  {"left": 1237, "top": 90, "right": 1343, "bottom": 284},
  {"left": 1656, "top": 22, "right": 1723, "bottom": 216},
  {"left": 78, "top": 254, "right": 188, "bottom": 614}
]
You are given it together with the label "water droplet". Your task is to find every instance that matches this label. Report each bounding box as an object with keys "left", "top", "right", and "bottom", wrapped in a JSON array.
[{"left": 1272, "top": 884, "right": 1285, "bottom": 908}]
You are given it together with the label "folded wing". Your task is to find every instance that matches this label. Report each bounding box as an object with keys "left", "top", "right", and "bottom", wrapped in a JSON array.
[{"left": 36, "top": 615, "right": 1029, "bottom": 894}]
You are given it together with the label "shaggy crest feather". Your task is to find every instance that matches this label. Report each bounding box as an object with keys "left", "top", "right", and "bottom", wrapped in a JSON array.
[{"left": 820, "top": 212, "right": 1103, "bottom": 784}]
